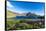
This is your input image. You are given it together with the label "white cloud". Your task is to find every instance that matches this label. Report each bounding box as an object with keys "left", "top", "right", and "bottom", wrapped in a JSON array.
[
  {"left": 7, "top": 1, "right": 13, "bottom": 7},
  {"left": 7, "top": 1, "right": 16, "bottom": 12}
]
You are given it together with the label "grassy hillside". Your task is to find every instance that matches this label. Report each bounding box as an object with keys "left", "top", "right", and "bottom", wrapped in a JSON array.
[
  {"left": 7, "top": 10, "right": 45, "bottom": 30},
  {"left": 7, "top": 10, "right": 26, "bottom": 18},
  {"left": 7, "top": 10, "right": 16, "bottom": 18}
]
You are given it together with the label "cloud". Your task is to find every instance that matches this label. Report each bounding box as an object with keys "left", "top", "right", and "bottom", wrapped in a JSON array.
[
  {"left": 7, "top": 1, "right": 23, "bottom": 13},
  {"left": 7, "top": 1, "right": 16, "bottom": 12},
  {"left": 7, "top": 1, "right": 14, "bottom": 7}
]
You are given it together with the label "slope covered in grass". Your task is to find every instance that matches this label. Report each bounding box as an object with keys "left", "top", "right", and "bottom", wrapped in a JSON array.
[{"left": 7, "top": 10, "right": 16, "bottom": 18}]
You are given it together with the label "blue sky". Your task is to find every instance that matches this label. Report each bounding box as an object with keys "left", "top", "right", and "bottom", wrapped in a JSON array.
[
  {"left": 7, "top": 1, "right": 45, "bottom": 16},
  {"left": 7, "top": 0, "right": 16, "bottom": 1}
]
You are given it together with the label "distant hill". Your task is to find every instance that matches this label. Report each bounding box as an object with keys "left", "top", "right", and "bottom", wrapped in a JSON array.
[
  {"left": 7, "top": 10, "right": 27, "bottom": 18},
  {"left": 7, "top": 10, "right": 44, "bottom": 19},
  {"left": 16, "top": 12, "right": 45, "bottom": 19},
  {"left": 7, "top": 10, "right": 16, "bottom": 18}
]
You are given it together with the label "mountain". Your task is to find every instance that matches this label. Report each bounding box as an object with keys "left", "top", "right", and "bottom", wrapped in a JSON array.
[
  {"left": 16, "top": 12, "right": 45, "bottom": 19},
  {"left": 7, "top": 10, "right": 27, "bottom": 18},
  {"left": 7, "top": 10, "right": 16, "bottom": 18},
  {"left": 7, "top": 10, "right": 44, "bottom": 19}
]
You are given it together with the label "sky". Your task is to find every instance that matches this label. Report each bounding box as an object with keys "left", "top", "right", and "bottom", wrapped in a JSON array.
[{"left": 7, "top": 1, "right": 45, "bottom": 16}]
